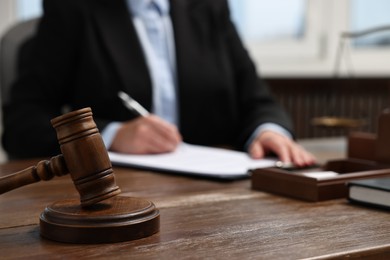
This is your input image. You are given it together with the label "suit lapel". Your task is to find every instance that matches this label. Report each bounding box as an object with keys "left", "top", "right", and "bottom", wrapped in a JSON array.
[
  {"left": 170, "top": 0, "right": 210, "bottom": 112},
  {"left": 90, "top": 0, "right": 210, "bottom": 112},
  {"left": 92, "top": 0, "right": 152, "bottom": 107}
]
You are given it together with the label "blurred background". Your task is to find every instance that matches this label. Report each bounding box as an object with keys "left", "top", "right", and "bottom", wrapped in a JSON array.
[{"left": 1, "top": 0, "right": 390, "bottom": 162}]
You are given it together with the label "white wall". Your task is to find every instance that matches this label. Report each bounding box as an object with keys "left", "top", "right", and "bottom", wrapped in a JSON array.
[
  {"left": 0, "top": 0, "right": 16, "bottom": 38},
  {"left": 0, "top": 0, "right": 16, "bottom": 162}
]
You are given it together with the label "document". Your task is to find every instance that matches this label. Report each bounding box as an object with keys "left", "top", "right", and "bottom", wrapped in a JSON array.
[{"left": 108, "top": 143, "right": 277, "bottom": 179}]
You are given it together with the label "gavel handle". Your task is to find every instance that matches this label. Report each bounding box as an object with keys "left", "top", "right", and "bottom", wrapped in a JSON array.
[{"left": 0, "top": 155, "right": 69, "bottom": 194}]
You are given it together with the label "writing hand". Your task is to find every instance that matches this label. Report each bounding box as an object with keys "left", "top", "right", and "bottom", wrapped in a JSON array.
[
  {"left": 248, "top": 130, "right": 316, "bottom": 167},
  {"left": 110, "top": 115, "right": 182, "bottom": 154}
]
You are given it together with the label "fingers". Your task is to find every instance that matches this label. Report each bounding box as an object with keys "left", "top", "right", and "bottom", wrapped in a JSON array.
[
  {"left": 111, "top": 117, "right": 317, "bottom": 166},
  {"left": 140, "top": 117, "right": 182, "bottom": 153},
  {"left": 249, "top": 140, "right": 265, "bottom": 159},
  {"left": 288, "top": 142, "right": 316, "bottom": 167},
  {"left": 147, "top": 115, "right": 182, "bottom": 146},
  {"left": 249, "top": 131, "right": 316, "bottom": 167},
  {"left": 109, "top": 115, "right": 182, "bottom": 154}
]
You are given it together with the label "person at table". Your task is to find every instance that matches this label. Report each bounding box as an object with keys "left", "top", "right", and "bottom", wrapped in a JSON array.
[{"left": 2, "top": 0, "right": 316, "bottom": 167}]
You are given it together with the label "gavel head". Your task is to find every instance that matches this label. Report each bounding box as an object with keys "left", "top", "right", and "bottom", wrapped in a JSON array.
[{"left": 51, "top": 107, "right": 121, "bottom": 207}]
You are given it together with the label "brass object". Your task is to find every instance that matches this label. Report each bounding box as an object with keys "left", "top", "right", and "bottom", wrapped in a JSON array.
[{"left": 311, "top": 116, "right": 365, "bottom": 128}]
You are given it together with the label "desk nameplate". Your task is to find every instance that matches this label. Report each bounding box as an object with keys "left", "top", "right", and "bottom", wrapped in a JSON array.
[{"left": 251, "top": 158, "right": 390, "bottom": 201}]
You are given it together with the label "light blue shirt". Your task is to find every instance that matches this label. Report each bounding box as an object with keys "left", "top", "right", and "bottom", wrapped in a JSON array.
[
  {"left": 128, "top": 0, "right": 178, "bottom": 125},
  {"left": 101, "top": 0, "right": 291, "bottom": 150}
]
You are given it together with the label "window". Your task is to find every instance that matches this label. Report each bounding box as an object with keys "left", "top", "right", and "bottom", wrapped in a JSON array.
[
  {"left": 350, "top": 0, "right": 390, "bottom": 48},
  {"left": 16, "top": 0, "right": 42, "bottom": 20},
  {"left": 341, "top": 0, "right": 390, "bottom": 76},
  {"left": 229, "top": 0, "right": 306, "bottom": 43},
  {"left": 227, "top": 0, "right": 390, "bottom": 76},
  {"left": 228, "top": 0, "right": 327, "bottom": 76}
]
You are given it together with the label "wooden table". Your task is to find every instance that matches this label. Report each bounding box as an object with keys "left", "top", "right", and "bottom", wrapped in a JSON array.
[{"left": 1, "top": 138, "right": 389, "bottom": 259}]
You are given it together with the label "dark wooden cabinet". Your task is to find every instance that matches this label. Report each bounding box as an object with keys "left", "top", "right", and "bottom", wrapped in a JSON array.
[{"left": 268, "top": 77, "right": 390, "bottom": 138}]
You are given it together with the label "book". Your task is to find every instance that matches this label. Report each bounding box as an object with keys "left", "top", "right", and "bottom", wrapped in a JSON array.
[
  {"left": 108, "top": 142, "right": 277, "bottom": 180},
  {"left": 348, "top": 177, "right": 390, "bottom": 210}
]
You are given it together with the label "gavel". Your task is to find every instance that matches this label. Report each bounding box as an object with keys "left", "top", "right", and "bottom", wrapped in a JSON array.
[
  {"left": 0, "top": 107, "right": 121, "bottom": 207},
  {"left": 0, "top": 107, "right": 159, "bottom": 243}
]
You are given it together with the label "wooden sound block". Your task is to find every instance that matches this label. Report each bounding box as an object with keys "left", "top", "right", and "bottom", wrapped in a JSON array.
[{"left": 39, "top": 196, "right": 160, "bottom": 243}]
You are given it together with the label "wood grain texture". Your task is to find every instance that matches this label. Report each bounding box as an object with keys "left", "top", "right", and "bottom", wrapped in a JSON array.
[
  {"left": 1, "top": 141, "right": 390, "bottom": 259},
  {"left": 39, "top": 196, "right": 160, "bottom": 244}
]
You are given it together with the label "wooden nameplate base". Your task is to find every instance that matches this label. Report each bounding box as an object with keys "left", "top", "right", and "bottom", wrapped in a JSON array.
[
  {"left": 251, "top": 158, "right": 390, "bottom": 202},
  {"left": 40, "top": 196, "right": 160, "bottom": 243},
  {"left": 252, "top": 108, "right": 390, "bottom": 201}
]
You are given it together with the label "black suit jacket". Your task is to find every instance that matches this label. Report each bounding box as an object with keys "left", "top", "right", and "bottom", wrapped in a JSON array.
[{"left": 2, "top": 0, "right": 292, "bottom": 159}]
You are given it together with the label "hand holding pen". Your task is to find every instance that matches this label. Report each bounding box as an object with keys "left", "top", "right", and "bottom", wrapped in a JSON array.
[{"left": 108, "top": 91, "right": 182, "bottom": 154}]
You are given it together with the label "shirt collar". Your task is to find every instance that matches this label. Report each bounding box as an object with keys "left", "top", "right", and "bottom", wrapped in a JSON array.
[{"left": 127, "top": 0, "right": 169, "bottom": 17}]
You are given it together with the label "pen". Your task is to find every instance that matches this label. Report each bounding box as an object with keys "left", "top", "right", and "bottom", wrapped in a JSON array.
[{"left": 117, "top": 91, "right": 149, "bottom": 117}]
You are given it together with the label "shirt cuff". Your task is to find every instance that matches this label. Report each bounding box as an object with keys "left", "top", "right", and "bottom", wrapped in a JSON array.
[
  {"left": 101, "top": 122, "right": 123, "bottom": 150},
  {"left": 245, "top": 123, "right": 292, "bottom": 151}
]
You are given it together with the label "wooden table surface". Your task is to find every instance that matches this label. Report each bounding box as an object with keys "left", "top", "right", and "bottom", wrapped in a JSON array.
[{"left": 1, "top": 138, "right": 389, "bottom": 259}]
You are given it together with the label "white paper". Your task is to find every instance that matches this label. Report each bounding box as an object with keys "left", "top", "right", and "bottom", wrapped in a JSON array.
[
  {"left": 108, "top": 143, "right": 277, "bottom": 179},
  {"left": 302, "top": 171, "right": 339, "bottom": 180}
]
